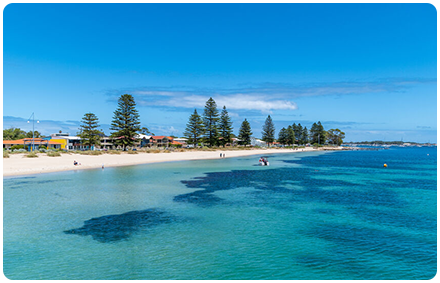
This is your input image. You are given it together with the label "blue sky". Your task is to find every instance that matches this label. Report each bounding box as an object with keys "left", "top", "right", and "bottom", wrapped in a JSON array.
[{"left": 3, "top": 3, "right": 437, "bottom": 142}]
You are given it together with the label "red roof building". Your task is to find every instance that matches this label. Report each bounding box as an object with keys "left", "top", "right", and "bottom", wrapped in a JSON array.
[{"left": 3, "top": 138, "right": 63, "bottom": 151}]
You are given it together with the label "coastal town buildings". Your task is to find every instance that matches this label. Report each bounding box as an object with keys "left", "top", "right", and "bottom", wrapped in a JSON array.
[
  {"left": 4, "top": 133, "right": 188, "bottom": 151},
  {"left": 2, "top": 138, "right": 63, "bottom": 151},
  {"left": 138, "top": 135, "right": 184, "bottom": 148}
]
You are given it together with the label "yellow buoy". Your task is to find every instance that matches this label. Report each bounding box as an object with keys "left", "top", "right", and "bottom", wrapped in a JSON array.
[{"left": 383, "top": 164, "right": 388, "bottom": 168}]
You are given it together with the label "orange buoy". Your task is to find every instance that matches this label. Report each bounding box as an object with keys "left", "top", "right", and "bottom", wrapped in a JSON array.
[{"left": 383, "top": 164, "right": 388, "bottom": 168}]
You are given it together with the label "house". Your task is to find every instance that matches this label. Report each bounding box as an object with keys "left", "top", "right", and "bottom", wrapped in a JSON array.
[
  {"left": 173, "top": 137, "right": 187, "bottom": 146},
  {"left": 251, "top": 137, "right": 266, "bottom": 147},
  {"left": 232, "top": 138, "right": 241, "bottom": 146},
  {"left": 50, "top": 134, "right": 84, "bottom": 150},
  {"left": 100, "top": 136, "right": 116, "bottom": 150},
  {"left": 142, "top": 136, "right": 174, "bottom": 147},
  {"left": 170, "top": 140, "right": 183, "bottom": 147},
  {"left": 136, "top": 134, "right": 151, "bottom": 148},
  {"left": 3, "top": 138, "right": 63, "bottom": 151},
  {"left": 50, "top": 132, "right": 118, "bottom": 150}
]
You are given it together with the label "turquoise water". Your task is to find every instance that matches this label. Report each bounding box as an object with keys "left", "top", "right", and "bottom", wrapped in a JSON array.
[{"left": 3, "top": 147, "right": 437, "bottom": 279}]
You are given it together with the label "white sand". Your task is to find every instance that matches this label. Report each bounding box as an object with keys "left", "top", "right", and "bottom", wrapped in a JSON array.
[{"left": 3, "top": 147, "right": 322, "bottom": 177}]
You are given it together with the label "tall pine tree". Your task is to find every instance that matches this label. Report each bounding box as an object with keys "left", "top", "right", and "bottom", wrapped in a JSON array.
[
  {"left": 296, "top": 123, "right": 303, "bottom": 143},
  {"left": 262, "top": 115, "right": 276, "bottom": 146},
  {"left": 218, "top": 106, "right": 233, "bottom": 147},
  {"left": 310, "top": 123, "right": 319, "bottom": 144},
  {"left": 183, "top": 109, "right": 205, "bottom": 147},
  {"left": 278, "top": 127, "right": 288, "bottom": 146},
  {"left": 287, "top": 125, "right": 295, "bottom": 146},
  {"left": 203, "top": 97, "right": 220, "bottom": 147},
  {"left": 310, "top": 121, "right": 326, "bottom": 145},
  {"left": 238, "top": 119, "right": 252, "bottom": 147},
  {"left": 78, "top": 113, "right": 103, "bottom": 150},
  {"left": 301, "top": 127, "right": 309, "bottom": 144},
  {"left": 110, "top": 94, "right": 141, "bottom": 150}
]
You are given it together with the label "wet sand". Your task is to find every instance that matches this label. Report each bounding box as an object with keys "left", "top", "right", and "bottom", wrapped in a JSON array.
[{"left": 3, "top": 147, "right": 324, "bottom": 177}]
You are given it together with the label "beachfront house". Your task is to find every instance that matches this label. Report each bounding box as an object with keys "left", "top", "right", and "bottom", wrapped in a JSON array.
[
  {"left": 231, "top": 138, "right": 241, "bottom": 146},
  {"left": 3, "top": 138, "right": 63, "bottom": 151},
  {"left": 50, "top": 133, "right": 85, "bottom": 150},
  {"left": 173, "top": 137, "right": 188, "bottom": 147},
  {"left": 142, "top": 136, "right": 174, "bottom": 148},
  {"left": 251, "top": 137, "right": 266, "bottom": 147},
  {"left": 171, "top": 138, "right": 188, "bottom": 147},
  {"left": 136, "top": 134, "right": 151, "bottom": 148},
  {"left": 49, "top": 132, "right": 118, "bottom": 151},
  {"left": 100, "top": 136, "right": 115, "bottom": 150}
]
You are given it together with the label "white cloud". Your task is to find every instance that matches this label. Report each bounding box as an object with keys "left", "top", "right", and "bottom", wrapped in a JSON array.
[
  {"left": 215, "top": 94, "right": 297, "bottom": 112},
  {"left": 136, "top": 93, "right": 297, "bottom": 113},
  {"left": 108, "top": 77, "right": 434, "bottom": 113}
]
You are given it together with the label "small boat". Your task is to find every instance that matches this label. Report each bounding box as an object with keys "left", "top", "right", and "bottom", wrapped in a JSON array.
[{"left": 259, "top": 157, "right": 269, "bottom": 166}]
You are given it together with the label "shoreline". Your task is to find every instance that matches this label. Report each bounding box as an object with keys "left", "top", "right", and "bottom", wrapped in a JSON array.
[{"left": 3, "top": 147, "right": 340, "bottom": 177}]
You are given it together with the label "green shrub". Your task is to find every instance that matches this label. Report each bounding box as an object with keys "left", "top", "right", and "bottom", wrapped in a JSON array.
[
  {"left": 3, "top": 151, "right": 10, "bottom": 158},
  {"left": 11, "top": 145, "right": 24, "bottom": 151},
  {"left": 47, "top": 151, "right": 61, "bottom": 157},
  {"left": 201, "top": 147, "right": 215, "bottom": 151},
  {"left": 127, "top": 150, "right": 138, "bottom": 154},
  {"left": 107, "top": 150, "right": 121, "bottom": 154},
  {"left": 80, "top": 150, "right": 102, "bottom": 155},
  {"left": 25, "top": 152, "right": 38, "bottom": 158}
]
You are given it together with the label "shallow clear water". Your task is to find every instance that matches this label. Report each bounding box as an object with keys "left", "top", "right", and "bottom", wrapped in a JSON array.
[{"left": 3, "top": 147, "right": 437, "bottom": 279}]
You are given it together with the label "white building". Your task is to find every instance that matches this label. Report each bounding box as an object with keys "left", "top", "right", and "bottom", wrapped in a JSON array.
[
  {"left": 50, "top": 133, "right": 84, "bottom": 150},
  {"left": 174, "top": 137, "right": 188, "bottom": 145},
  {"left": 251, "top": 137, "right": 266, "bottom": 147}
]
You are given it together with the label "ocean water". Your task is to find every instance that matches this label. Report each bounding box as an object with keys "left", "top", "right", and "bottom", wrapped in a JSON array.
[{"left": 3, "top": 147, "right": 437, "bottom": 280}]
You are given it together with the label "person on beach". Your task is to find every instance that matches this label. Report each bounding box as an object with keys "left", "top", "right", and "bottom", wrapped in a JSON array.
[
  {"left": 220, "top": 153, "right": 222, "bottom": 158},
  {"left": 74, "top": 160, "right": 78, "bottom": 166}
]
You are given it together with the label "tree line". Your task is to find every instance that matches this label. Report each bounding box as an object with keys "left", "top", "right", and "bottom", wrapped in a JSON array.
[
  {"left": 4, "top": 94, "right": 345, "bottom": 149},
  {"left": 3, "top": 128, "right": 42, "bottom": 140},
  {"left": 277, "top": 122, "right": 344, "bottom": 146},
  {"left": 183, "top": 97, "right": 258, "bottom": 147},
  {"left": 183, "top": 97, "right": 345, "bottom": 147},
  {"left": 78, "top": 94, "right": 144, "bottom": 150}
]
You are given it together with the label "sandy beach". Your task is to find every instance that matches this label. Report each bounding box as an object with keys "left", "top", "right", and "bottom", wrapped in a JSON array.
[{"left": 3, "top": 147, "right": 326, "bottom": 177}]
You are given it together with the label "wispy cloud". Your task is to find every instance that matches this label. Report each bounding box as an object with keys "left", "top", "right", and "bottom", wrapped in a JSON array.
[
  {"left": 130, "top": 91, "right": 297, "bottom": 113},
  {"left": 105, "top": 77, "right": 435, "bottom": 113}
]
